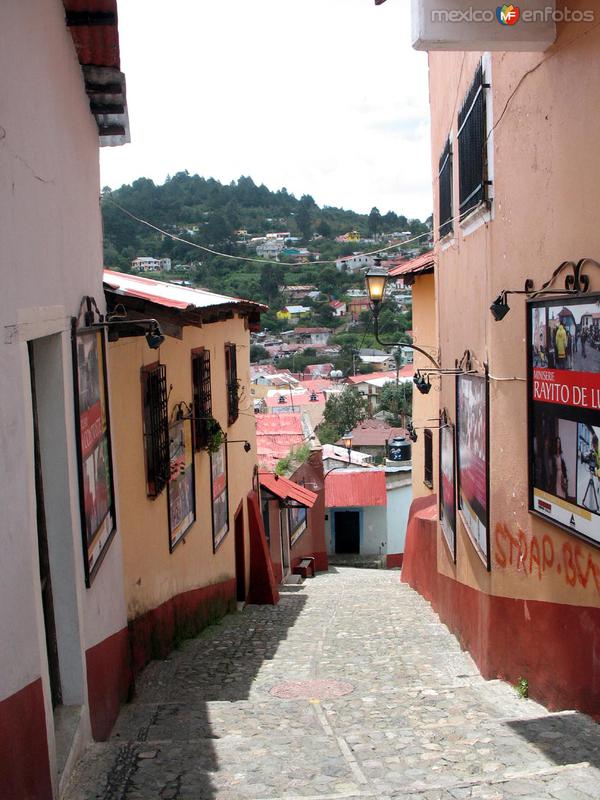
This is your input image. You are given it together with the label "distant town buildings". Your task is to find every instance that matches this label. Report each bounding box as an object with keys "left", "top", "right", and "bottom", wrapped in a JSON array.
[{"left": 131, "top": 256, "right": 172, "bottom": 272}]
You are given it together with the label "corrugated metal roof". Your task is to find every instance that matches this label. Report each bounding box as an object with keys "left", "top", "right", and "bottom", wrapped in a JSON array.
[
  {"left": 63, "top": 0, "right": 120, "bottom": 69},
  {"left": 260, "top": 474, "right": 317, "bottom": 508},
  {"left": 388, "top": 252, "right": 435, "bottom": 278},
  {"left": 336, "top": 420, "right": 407, "bottom": 448},
  {"left": 325, "top": 470, "right": 387, "bottom": 508},
  {"left": 103, "top": 270, "right": 266, "bottom": 313},
  {"left": 255, "top": 413, "right": 306, "bottom": 470}
]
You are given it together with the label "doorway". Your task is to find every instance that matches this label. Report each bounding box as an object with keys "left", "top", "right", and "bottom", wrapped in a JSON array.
[
  {"left": 29, "top": 342, "right": 62, "bottom": 709},
  {"left": 280, "top": 508, "right": 291, "bottom": 577},
  {"left": 234, "top": 504, "right": 246, "bottom": 602},
  {"left": 334, "top": 511, "right": 361, "bottom": 554}
]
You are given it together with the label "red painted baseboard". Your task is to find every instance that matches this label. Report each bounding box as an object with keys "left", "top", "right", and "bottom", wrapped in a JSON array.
[
  {"left": 0, "top": 678, "right": 52, "bottom": 799},
  {"left": 401, "top": 496, "right": 600, "bottom": 718},
  {"left": 386, "top": 553, "right": 404, "bottom": 569},
  {"left": 128, "top": 578, "right": 237, "bottom": 677},
  {"left": 86, "top": 627, "right": 131, "bottom": 741}
]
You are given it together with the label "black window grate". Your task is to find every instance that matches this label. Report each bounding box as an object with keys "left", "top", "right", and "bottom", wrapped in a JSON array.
[
  {"left": 424, "top": 428, "right": 433, "bottom": 488},
  {"left": 438, "top": 137, "right": 453, "bottom": 238},
  {"left": 192, "top": 349, "right": 212, "bottom": 450},
  {"left": 458, "top": 61, "right": 488, "bottom": 217},
  {"left": 225, "top": 344, "right": 239, "bottom": 425},
  {"left": 142, "top": 363, "right": 170, "bottom": 497}
]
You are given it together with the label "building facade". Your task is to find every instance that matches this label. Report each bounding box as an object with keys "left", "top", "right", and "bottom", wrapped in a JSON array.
[
  {"left": 0, "top": 3, "right": 130, "bottom": 797},
  {"left": 402, "top": 20, "right": 600, "bottom": 716}
]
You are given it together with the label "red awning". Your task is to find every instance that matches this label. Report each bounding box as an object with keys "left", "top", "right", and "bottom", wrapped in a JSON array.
[
  {"left": 325, "top": 471, "right": 387, "bottom": 508},
  {"left": 260, "top": 474, "right": 318, "bottom": 509}
]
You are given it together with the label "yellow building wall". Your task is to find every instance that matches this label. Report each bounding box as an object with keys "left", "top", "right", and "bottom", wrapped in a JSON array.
[
  {"left": 108, "top": 314, "right": 257, "bottom": 620},
  {"left": 411, "top": 272, "right": 439, "bottom": 500}
]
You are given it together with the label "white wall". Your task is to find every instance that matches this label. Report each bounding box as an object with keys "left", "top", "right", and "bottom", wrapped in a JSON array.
[
  {"left": 386, "top": 479, "right": 413, "bottom": 556},
  {"left": 0, "top": 0, "right": 126, "bottom": 715}
]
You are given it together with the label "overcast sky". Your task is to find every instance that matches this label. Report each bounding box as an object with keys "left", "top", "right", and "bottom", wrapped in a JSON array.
[{"left": 100, "top": 0, "right": 432, "bottom": 219}]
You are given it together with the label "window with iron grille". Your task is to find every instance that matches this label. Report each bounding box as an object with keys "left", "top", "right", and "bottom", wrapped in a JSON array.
[
  {"left": 424, "top": 428, "right": 433, "bottom": 488},
  {"left": 225, "top": 343, "right": 239, "bottom": 425},
  {"left": 141, "top": 363, "right": 170, "bottom": 497},
  {"left": 458, "top": 61, "right": 489, "bottom": 218},
  {"left": 191, "top": 348, "right": 212, "bottom": 450},
  {"left": 438, "top": 137, "right": 453, "bottom": 238}
]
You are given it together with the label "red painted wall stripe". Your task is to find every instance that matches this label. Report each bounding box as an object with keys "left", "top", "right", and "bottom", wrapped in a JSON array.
[
  {"left": 0, "top": 678, "right": 52, "bottom": 799},
  {"left": 86, "top": 626, "right": 131, "bottom": 741}
]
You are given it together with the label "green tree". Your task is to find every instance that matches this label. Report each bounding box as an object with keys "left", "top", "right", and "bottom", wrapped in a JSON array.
[
  {"left": 250, "top": 344, "right": 269, "bottom": 362},
  {"left": 379, "top": 382, "right": 413, "bottom": 426},
  {"left": 297, "top": 195, "right": 313, "bottom": 241},
  {"left": 368, "top": 207, "right": 382, "bottom": 236},
  {"left": 319, "top": 387, "right": 368, "bottom": 442},
  {"left": 260, "top": 263, "right": 284, "bottom": 304}
]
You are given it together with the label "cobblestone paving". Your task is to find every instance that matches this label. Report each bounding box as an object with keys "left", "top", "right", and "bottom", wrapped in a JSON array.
[{"left": 64, "top": 568, "right": 600, "bottom": 800}]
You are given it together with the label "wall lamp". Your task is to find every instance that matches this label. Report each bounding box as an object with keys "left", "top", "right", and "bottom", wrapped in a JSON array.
[
  {"left": 365, "top": 260, "right": 440, "bottom": 368},
  {"left": 227, "top": 439, "right": 252, "bottom": 453},
  {"left": 490, "top": 258, "right": 600, "bottom": 322},
  {"left": 76, "top": 295, "right": 165, "bottom": 349}
]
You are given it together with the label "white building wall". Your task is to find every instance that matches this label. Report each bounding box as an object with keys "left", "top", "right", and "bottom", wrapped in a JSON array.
[{"left": 0, "top": 0, "right": 127, "bottom": 788}]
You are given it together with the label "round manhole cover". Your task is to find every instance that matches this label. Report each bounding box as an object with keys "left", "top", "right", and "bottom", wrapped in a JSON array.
[{"left": 270, "top": 679, "right": 354, "bottom": 699}]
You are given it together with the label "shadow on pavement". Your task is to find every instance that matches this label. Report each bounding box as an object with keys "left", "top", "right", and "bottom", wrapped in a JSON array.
[
  {"left": 83, "top": 591, "right": 309, "bottom": 799},
  {"left": 507, "top": 713, "right": 600, "bottom": 770}
]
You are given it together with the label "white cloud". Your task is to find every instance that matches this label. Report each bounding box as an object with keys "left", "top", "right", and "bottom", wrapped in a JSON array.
[{"left": 101, "top": 0, "right": 432, "bottom": 218}]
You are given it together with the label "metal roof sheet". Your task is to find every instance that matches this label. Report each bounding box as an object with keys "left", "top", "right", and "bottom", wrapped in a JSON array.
[
  {"left": 260, "top": 474, "right": 317, "bottom": 508},
  {"left": 388, "top": 252, "right": 435, "bottom": 278},
  {"left": 325, "top": 470, "right": 387, "bottom": 508},
  {"left": 103, "top": 270, "right": 265, "bottom": 312}
]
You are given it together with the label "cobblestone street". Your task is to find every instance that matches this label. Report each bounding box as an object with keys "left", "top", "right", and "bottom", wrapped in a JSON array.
[{"left": 64, "top": 569, "right": 600, "bottom": 800}]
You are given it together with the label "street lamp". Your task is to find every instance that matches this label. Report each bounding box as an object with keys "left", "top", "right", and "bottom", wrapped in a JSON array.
[
  {"left": 342, "top": 431, "right": 353, "bottom": 464},
  {"left": 364, "top": 261, "right": 440, "bottom": 369}
]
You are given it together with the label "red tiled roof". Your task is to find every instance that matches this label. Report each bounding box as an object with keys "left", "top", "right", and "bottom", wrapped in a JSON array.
[
  {"left": 346, "top": 366, "right": 414, "bottom": 384},
  {"left": 255, "top": 413, "right": 305, "bottom": 470},
  {"left": 388, "top": 251, "right": 435, "bottom": 278},
  {"left": 337, "top": 419, "right": 407, "bottom": 448},
  {"left": 325, "top": 470, "right": 387, "bottom": 508},
  {"left": 260, "top": 474, "right": 317, "bottom": 508},
  {"left": 265, "top": 392, "right": 325, "bottom": 408},
  {"left": 63, "top": 0, "right": 120, "bottom": 69}
]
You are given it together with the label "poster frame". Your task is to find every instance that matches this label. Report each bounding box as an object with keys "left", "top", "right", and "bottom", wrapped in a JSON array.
[
  {"left": 167, "top": 417, "right": 196, "bottom": 553},
  {"left": 210, "top": 441, "right": 230, "bottom": 553},
  {"left": 527, "top": 293, "right": 600, "bottom": 548},
  {"left": 71, "top": 322, "right": 117, "bottom": 587},
  {"left": 456, "top": 370, "right": 491, "bottom": 571},
  {"left": 288, "top": 505, "right": 308, "bottom": 548},
  {"left": 439, "top": 415, "right": 457, "bottom": 563}
]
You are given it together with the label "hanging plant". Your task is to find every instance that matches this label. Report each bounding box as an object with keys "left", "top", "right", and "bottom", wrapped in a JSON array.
[{"left": 204, "top": 416, "right": 224, "bottom": 454}]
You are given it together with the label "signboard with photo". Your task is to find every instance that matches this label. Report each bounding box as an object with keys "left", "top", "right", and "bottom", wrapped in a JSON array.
[
  {"left": 457, "top": 374, "right": 489, "bottom": 567},
  {"left": 528, "top": 295, "right": 600, "bottom": 546},
  {"left": 168, "top": 419, "right": 196, "bottom": 551},
  {"left": 439, "top": 421, "right": 457, "bottom": 561},
  {"left": 288, "top": 505, "right": 308, "bottom": 547},
  {"left": 73, "top": 327, "right": 116, "bottom": 586},
  {"left": 211, "top": 442, "right": 229, "bottom": 551}
]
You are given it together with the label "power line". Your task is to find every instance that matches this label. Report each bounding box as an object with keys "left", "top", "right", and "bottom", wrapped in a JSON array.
[{"left": 104, "top": 193, "right": 433, "bottom": 268}]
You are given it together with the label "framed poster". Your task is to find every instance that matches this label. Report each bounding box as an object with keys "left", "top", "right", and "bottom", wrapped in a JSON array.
[
  {"left": 168, "top": 419, "right": 196, "bottom": 551},
  {"left": 528, "top": 295, "right": 600, "bottom": 546},
  {"left": 288, "top": 505, "right": 308, "bottom": 547},
  {"left": 210, "top": 442, "right": 229, "bottom": 551},
  {"left": 456, "top": 373, "right": 490, "bottom": 568},
  {"left": 439, "top": 420, "right": 457, "bottom": 561},
  {"left": 72, "top": 325, "right": 117, "bottom": 586}
]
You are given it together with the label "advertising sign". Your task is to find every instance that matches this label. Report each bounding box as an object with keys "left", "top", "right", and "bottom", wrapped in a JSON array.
[
  {"left": 211, "top": 442, "right": 229, "bottom": 551},
  {"left": 439, "top": 421, "right": 456, "bottom": 561},
  {"left": 288, "top": 505, "right": 308, "bottom": 547},
  {"left": 457, "top": 374, "right": 489, "bottom": 566},
  {"left": 73, "top": 327, "right": 116, "bottom": 585},
  {"left": 168, "top": 419, "right": 196, "bottom": 551},
  {"left": 528, "top": 296, "right": 600, "bottom": 546}
]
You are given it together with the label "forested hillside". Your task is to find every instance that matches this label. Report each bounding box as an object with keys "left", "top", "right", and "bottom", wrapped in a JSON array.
[{"left": 101, "top": 172, "right": 430, "bottom": 303}]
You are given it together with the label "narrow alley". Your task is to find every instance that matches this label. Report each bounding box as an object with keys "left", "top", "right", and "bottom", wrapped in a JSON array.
[{"left": 64, "top": 569, "right": 600, "bottom": 800}]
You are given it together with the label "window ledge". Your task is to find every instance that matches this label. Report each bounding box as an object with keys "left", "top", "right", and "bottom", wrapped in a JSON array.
[
  {"left": 440, "top": 234, "right": 456, "bottom": 252},
  {"left": 460, "top": 202, "right": 492, "bottom": 238}
]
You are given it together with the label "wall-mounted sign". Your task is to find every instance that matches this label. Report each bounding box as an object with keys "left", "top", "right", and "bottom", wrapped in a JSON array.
[
  {"left": 528, "top": 296, "right": 600, "bottom": 546},
  {"left": 457, "top": 373, "right": 489, "bottom": 568},
  {"left": 288, "top": 505, "right": 308, "bottom": 547},
  {"left": 168, "top": 419, "right": 196, "bottom": 551},
  {"left": 211, "top": 442, "right": 229, "bottom": 551},
  {"left": 439, "top": 421, "right": 457, "bottom": 561},
  {"left": 72, "top": 326, "right": 116, "bottom": 586}
]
